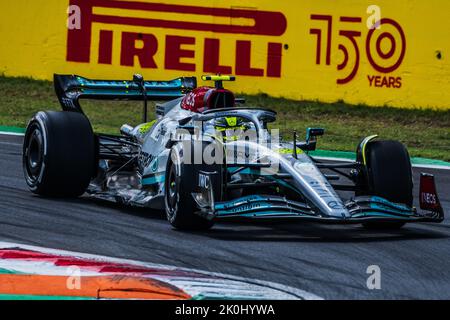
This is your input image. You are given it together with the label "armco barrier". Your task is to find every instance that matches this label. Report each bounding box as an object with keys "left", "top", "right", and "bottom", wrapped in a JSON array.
[{"left": 0, "top": 0, "right": 448, "bottom": 109}]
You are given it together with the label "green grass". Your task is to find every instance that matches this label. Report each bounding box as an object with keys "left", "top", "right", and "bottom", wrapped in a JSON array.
[{"left": 0, "top": 76, "right": 449, "bottom": 161}]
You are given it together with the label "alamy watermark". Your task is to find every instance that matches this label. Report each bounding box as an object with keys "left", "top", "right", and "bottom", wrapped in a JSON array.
[
  {"left": 67, "top": 5, "right": 81, "bottom": 30},
  {"left": 66, "top": 266, "right": 81, "bottom": 290},
  {"left": 168, "top": 123, "right": 283, "bottom": 174},
  {"left": 367, "top": 5, "right": 382, "bottom": 29},
  {"left": 366, "top": 265, "right": 381, "bottom": 290}
]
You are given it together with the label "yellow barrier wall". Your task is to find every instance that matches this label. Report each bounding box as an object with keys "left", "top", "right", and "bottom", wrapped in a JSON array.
[{"left": 0, "top": 0, "right": 449, "bottom": 109}]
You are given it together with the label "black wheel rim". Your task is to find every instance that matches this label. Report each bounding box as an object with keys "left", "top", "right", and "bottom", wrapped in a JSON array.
[
  {"left": 166, "top": 164, "right": 178, "bottom": 214},
  {"left": 24, "top": 125, "right": 44, "bottom": 182}
]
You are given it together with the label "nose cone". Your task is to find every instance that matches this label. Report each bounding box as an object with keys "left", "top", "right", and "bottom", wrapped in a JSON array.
[{"left": 287, "top": 160, "right": 351, "bottom": 219}]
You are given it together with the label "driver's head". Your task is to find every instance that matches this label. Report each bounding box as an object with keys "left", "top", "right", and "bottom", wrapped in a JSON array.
[{"left": 214, "top": 117, "right": 252, "bottom": 141}]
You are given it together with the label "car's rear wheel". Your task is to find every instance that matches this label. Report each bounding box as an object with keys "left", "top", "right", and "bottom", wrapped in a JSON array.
[
  {"left": 23, "top": 111, "right": 96, "bottom": 197},
  {"left": 359, "top": 140, "right": 413, "bottom": 230}
]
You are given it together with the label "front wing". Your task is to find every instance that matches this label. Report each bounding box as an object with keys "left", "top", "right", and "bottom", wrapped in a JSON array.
[{"left": 196, "top": 195, "right": 444, "bottom": 224}]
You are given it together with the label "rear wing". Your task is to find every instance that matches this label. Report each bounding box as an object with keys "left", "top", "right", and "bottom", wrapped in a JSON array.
[{"left": 54, "top": 74, "right": 197, "bottom": 113}]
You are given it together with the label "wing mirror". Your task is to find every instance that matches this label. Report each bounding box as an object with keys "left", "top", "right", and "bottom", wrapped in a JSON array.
[
  {"left": 304, "top": 127, "right": 324, "bottom": 151},
  {"left": 294, "top": 127, "right": 324, "bottom": 154},
  {"left": 306, "top": 128, "right": 324, "bottom": 141}
]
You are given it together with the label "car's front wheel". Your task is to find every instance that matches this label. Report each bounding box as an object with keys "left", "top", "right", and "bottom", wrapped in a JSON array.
[
  {"left": 164, "top": 147, "right": 215, "bottom": 231},
  {"left": 358, "top": 140, "right": 413, "bottom": 230}
]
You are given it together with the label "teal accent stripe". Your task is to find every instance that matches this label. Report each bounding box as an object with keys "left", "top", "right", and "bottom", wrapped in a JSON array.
[
  {"left": 0, "top": 294, "right": 94, "bottom": 300},
  {"left": 0, "top": 125, "right": 26, "bottom": 134},
  {"left": 309, "top": 149, "right": 356, "bottom": 160},
  {"left": 0, "top": 268, "right": 21, "bottom": 274},
  {"left": 409, "top": 157, "right": 450, "bottom": 167},
  {"left": 142, "top": 173, "right": 165, "bottom": 185},
  {"left": 351, "top": 212, "right": 409, "bottom": 218},
  {"left": 82, "top": 89, "right": 183, "bottom": 97}
]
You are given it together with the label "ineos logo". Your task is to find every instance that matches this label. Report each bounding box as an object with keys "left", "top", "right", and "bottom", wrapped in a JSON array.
[{"left": 422, "top": 192, "right": 437, "bottom": 205}]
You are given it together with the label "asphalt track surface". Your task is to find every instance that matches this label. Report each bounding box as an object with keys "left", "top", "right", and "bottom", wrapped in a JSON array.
[{"left": 0, "top": 133, "right": 449, "bottom": 299}]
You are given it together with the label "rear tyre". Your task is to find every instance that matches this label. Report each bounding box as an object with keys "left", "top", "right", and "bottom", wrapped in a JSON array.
[
  {"left": 360, "top": 140, "right": 413, "bottom": 230},
  {"left": 23, "top": 111, "right": 96, "bottom": 197},
  {"left": 164, "top": 150, "right": 215, "bottom": 231}
]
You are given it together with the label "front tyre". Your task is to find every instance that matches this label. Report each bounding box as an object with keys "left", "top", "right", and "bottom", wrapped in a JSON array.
[
  {"left": 359, "top": 140, "right": 413, "bottom": 230},
  {"left": 164, "top": 148, "right": 214, "bottom": 231},
  {"left": 23, "top": 111, "right": 96, "bottom": 197}
]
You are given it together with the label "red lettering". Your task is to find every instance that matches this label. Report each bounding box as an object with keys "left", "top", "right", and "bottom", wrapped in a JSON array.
[
  {"left": 120, "top": 32, "right": 158, "bottom": 68},
  {"left": 203, "top": 38, "right": 232, "bottom": 74},
  {"left": 165, "top": 35, "right": 196, "bottom": 71},
  {"left": 67, "top": 0, "right": 287, "bottom": 64},
  {"left": 235, "top": 41, "right": 264, "bottom": 77},
  {"left": 98, "top": 30, "right": 113, "bottom": 65},
  {"left": 374, "top": 76, "right": 382, "bottom": 87},
  {"left": 267, "top": 43, "right": 282, "bottom": 77},
  {"left": 367, "top": 75, "right": 375, "bottom": 86},
  {"left": 388, "top": 76, "right": 395, "bottom": 88},
  {"left": 368, "top": 75, "right": 402, "bottom": 89}
]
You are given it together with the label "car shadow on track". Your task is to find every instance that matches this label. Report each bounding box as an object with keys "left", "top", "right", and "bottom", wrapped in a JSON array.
[
  {"left": 84, "top": 197, "right": 167, "bottom": 220},
  {"left": 79, "top": 196, "right": 448, "bottom": 244},
  {"left": 183, "top": 221, "right": 449, "bottom": 243}
]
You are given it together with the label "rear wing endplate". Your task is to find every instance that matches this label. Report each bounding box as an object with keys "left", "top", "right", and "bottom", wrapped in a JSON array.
[{"left": 54, "top": 74, "right": 197, "bottom": 113}]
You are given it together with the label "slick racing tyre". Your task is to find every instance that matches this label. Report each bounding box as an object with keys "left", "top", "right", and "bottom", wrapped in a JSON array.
[
  {"left": 360, "top": 140, "right": 413, "bottom": 230},
  {"left": 23, "top": 111, "right": 96, "bottom": 197},
  {"left": 164, "top": 142, "right": 222, "bottom": 231}
]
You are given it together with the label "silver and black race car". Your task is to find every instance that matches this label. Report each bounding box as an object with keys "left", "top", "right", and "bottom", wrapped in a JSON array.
[{"left": 22, "top": 74, "right": 444, "bottom": 230}]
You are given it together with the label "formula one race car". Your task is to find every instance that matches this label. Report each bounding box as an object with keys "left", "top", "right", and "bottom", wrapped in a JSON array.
[{"left": 22, "top": 74, "right": 445, "bottom": 230}]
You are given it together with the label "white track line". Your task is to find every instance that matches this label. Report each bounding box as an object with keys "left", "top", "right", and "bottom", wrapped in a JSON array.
[
  {"left": 0, "top": 131, "right": 24, "bottom": 136},
  {"left": 1, "top": 131, "right": 448, "bottom": 170},
  {"left": 411, "top": 164, "right": 450, "bottom": 170}
]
